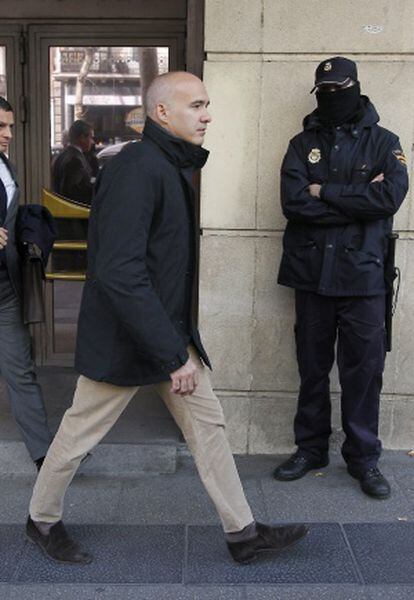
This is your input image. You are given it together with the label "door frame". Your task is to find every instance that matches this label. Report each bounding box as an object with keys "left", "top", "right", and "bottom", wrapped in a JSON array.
[
  {"left": 0, "top": 1, "right": 206, "bottom": 365},
  {"left": 0, "top": 27, "right": 26, "bottom": 197}
]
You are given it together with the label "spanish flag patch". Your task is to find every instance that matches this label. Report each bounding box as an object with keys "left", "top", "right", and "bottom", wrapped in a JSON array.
[{"left": 392, "top": 149, "right": 407, "bottom": 166}]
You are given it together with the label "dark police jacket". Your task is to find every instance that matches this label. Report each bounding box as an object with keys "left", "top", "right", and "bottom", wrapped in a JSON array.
[
  {"left": 75, "top": 118, "right": 211, "bottom": 386},
  {"left": 278, "top": 98, "right": 408, "bottom": 296}
]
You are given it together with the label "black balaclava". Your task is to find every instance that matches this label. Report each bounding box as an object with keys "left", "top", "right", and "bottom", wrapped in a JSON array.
[{"left": 316, "top": 82, "right": 361, "bottom": 126}]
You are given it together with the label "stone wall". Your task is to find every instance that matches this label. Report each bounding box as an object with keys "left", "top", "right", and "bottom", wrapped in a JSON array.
[{"left": 200, "top": 0, "right": 414, "bottom": 453}]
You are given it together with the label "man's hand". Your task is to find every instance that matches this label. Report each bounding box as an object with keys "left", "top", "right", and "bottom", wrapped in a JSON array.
[
  {"left": 371, "top": 172, "right": 384, "bottom": 183},
  {"left": 308, "top": 183, "right": 322, "bottom": 198},
  {"left": 170, "top": 357, "right": 199, "bottom": 396},
  {"left": 0, "top": 227, "right": 8, "bottom": 249}
]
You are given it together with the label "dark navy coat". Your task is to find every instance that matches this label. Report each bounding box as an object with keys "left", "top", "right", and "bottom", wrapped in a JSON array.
[
  {"left": 75, "top": 118, "right": 211, "bottom": 386},
  {"left": 278, "top": 98, "right": 408, "bottom": 296}
]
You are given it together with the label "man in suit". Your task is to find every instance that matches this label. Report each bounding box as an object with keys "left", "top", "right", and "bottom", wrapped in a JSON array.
[
  {"left": 0, "top": 96, "right": 53, "bottom": 469},
  {"left": 27, "top": 72, "right": 307, "bottom": 565},
  {"left": 51, "top": 120, "right": 95, "bottom": 205}
]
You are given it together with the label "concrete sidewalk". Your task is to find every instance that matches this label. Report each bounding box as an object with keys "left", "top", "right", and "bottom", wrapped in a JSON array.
[{"left": 0, "top": 449, "right": 413, "bottom": 599}]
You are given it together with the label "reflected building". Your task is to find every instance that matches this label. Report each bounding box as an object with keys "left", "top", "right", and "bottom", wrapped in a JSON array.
[{"left": 50, "top": 46, "right": 168, "bottom": 156}]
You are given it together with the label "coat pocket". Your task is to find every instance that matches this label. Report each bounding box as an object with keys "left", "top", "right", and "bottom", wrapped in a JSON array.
[
  {"left": 336, "top": 248, "right": 383, "bottom": 291},
  {"left": 280, "top": 241, "right": 322, "bottom": 287}
]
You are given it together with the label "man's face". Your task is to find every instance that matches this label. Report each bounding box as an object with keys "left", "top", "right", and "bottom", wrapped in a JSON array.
[
  {"left": 160, "top": 78, "right": 211, "bottom": 145},
  {"left": 0, "top": 108, "right": 14, "bottom": 154},
  {"left": 78, "top": 130, "right": 94, "bottom": 152}
]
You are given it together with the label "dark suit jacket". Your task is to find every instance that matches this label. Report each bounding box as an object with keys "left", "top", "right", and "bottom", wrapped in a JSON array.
[
  {"left": 75, "top": 118, "right": 211, "bottom": 386},
  {"left": 51, "top": 145, "right": 93, "bottom": 204},
  {"left": 1, "top": 153, "right": 23, "bottom": 302}
]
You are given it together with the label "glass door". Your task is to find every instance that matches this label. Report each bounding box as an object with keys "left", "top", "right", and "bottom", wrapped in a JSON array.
[
  {"left": 47, "top": 44, "right": 169, "bottom": 358},
  {"left": 24, "top": 24, "right": 185, "bottom": 364}
]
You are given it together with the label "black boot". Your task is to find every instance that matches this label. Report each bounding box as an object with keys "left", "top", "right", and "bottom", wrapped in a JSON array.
[
  {"left": 227, "top": 522, "right": 308, "bottom": 564},
  {"left": 26, "top": 516, "right": 93, "bottom": 564},
  {"left": 348, "top": 467, "right": 391, "bottom": 499},
  {"left": 273, "top": 451, "right": 329, "bottom": 481}
]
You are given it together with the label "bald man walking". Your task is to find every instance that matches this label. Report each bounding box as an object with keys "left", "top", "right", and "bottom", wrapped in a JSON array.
[{"left": 27, "top": 72, "right": 307, "bottom": 565}]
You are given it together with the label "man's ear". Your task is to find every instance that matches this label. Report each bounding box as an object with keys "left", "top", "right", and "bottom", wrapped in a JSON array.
[{"left": 156, "top": 102, "right": 169, "bottom": 125}]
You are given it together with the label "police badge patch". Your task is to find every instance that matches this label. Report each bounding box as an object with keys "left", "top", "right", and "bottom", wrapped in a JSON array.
[
  {"left": 392, "top": 149, "right": 407, "bottom": 167},
  {"left": 308, "top": 148, "right": 322, "bottom": 164}
]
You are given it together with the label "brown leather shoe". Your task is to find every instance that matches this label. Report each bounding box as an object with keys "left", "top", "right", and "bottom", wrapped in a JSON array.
[
  {"left": 26, "top": 516, "right": 93, "bottom": 564},
  {"left": 227, "top": 522, "right": 309, "bottom": 564}
]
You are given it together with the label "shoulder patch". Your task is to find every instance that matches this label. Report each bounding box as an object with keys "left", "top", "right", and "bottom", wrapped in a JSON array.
[{"left": 392, "top": 149, "right": 407, "bottom": 167}]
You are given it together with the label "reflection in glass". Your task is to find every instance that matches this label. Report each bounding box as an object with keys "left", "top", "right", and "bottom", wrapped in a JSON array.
[
  {"left": 49, "top": 46, "right": 169, "bottom": 183},
  {"left": 47, "top": 46, "right": 169, "bottom": 354}
]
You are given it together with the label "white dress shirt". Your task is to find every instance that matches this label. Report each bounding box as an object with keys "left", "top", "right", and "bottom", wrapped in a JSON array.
[{"left": 0, "top": 157, "right": 17, "bottom": 208}]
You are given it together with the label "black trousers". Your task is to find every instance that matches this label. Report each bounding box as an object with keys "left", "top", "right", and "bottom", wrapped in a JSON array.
[{"left": 294, "top": 290, "right": 386, "bottom": 475}]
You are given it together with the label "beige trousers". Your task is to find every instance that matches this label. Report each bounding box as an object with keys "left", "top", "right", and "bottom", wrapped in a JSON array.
[{"left": 29, "top": 346, "right": 254, "bottom": 533}]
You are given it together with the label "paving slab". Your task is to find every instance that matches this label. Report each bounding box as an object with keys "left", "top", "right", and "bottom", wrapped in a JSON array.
[
  {"left": 0, "top": 441, "right": 177, "bottom": 477},
  {"left": 7, "top": 585, "right": 244, "bottom": 600},
  {"left": 8, "top": 584, "right": 97, "bottom": 599},
  {"left": 261, "top": 456, "right": 414, "bottom": 523},
  {"left": 235, "top": 454, "right": 281, "bottom": 480},
  {"left": 0, "top": 526, "right": 26, "bottom": 584},
  {"left": 14, "top": 525, "right": 184, "bottom": 584},
  {"left": 79, "top": 444, "right": 177, "bottom": 476},
  {"left": 0, "top": 583, "right": 10, "bottom": 600},
  {"left": 365, "top": 585, "right": 414, "bottom": 600},
  {"left": 114, "top": 475, "right": 267, "bottom": 525},
  {"left": 0, "top": 477, "right": 123, "bottom": 524},
  {"left": 393, "top": 469, "right": 414, "bottom": 504},
  {"left": 344, "top": 523, "right": 414, "bottom": 584},
  {"left": 93, "top": 585, "right": 244, "bottom": 599},
  {"left": 185, "top": 523, "right": 358, "bottom": 584},
  {"left": 244, "top": 584, "right": 370, "bottom": 599}
]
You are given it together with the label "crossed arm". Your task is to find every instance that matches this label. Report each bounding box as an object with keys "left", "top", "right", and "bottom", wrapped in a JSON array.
[{"left": 281, "top": 140, "right": 408, "bottom": 225}]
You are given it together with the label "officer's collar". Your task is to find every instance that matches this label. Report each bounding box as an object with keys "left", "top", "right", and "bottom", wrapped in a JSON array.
[{"left": 143, "top": 117, "right": 209, "bottom": 170}]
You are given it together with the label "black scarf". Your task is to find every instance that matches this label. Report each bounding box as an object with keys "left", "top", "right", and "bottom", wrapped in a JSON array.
[
  {"left": 316, "top": 82, "right": 363, "bottom": 126},
  {"left": 143, "top": 117, "right": 209, "bottom": 171}
]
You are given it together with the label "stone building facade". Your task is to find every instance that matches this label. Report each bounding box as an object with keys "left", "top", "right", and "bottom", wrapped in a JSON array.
[{"left": 199, "top": 0, "right": 414, "bottom": 453}]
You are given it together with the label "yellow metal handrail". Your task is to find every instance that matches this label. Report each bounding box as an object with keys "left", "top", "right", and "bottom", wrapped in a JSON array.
[
  {"left": 46, "top": 272, "right": 86, "bottom": 282},
  {"left": 42, "top": 188, "right": 90, "bottom": 219},
  {"left": 53, "top": 241, "right": 87, "bottom": 251}
]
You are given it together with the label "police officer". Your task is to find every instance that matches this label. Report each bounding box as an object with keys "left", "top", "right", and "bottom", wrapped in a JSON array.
[{"left": 273, "top": 57, "right": 408, "bottom": 499}]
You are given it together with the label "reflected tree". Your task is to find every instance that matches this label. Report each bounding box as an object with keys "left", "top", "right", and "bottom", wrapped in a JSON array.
[
  {"left": 138, "top": 48, "right": 159, "bottom": 117},
  {"left": 74, "top": 47, "right": 95, "bottom": 120}
]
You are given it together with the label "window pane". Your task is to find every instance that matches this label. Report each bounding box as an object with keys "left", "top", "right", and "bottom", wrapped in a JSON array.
[
  {"left": 49, "top": 45, "right": 169, "bottom": 200},
  {"left": 47, "top": 46, "right": 169, "bottom": 354}
]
